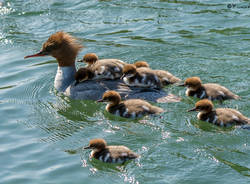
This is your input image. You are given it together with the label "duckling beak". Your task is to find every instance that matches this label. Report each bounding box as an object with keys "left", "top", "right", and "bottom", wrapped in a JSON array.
[
  {"left": 187, "top": 107, "right": 197, "bottom": 112},
  {"left": 24, "top": 50, "right": 49, "bottom": 59},
  {"left": 120, "top": 74, "right": 125, "bottom": 79},
  {"left": 77, "top": 59, "right": 83, "bottom": 63},
  {"left": 97, "top": 99, "right": 104, "bottom": 102},
  {"left": 177, "top": 83, "right": 185, "bottom": 87},
  {"left": 83, "top": 146, "right": 91, "bottom": 149}
]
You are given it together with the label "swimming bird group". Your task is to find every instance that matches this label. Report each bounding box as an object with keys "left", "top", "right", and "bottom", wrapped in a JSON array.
[{"left": 24, "top": 31, "right": 249, "bottom": 164}]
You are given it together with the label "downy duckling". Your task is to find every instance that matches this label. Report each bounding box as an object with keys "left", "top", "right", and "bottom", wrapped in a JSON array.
[
  {"left": 188, "top": 99, "right": 249, "bottom": 127},
  {"left": 97, "top": 90, "right": 164, "bottom": 118},
  {"left": 84, "top": 138, "right": 139, "bottom": 164}
]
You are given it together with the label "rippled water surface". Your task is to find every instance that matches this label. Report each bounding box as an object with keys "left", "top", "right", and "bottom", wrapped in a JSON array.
[{"left": 0, "top": 0, "right": 250, "bottom": 183}]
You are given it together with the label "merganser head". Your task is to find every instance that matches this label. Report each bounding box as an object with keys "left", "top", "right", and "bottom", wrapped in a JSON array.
[
  {"left": 122, "top": 64, "right": 137, "bottom": 78},
  {"left": 188, "top": 99, "right": 214, "bottom": 113},
  {"left": 74, "top": 68, "right": 94, "bottom": 86},
  {"left": 78, "top": 53, "right": 98, "bottom": 65},
  {"left": 184, "top": 77, "right": 202, "bottom": 90},
  {"left": 97, "top": 90, "right": 121, "bottom": 105},
  {"left": 134, "top": 61, "right": 150, "bottom": 68},
  {"left": 24, "top": 31, "right": 83, "bottom": 67},
  {"left": 84, "top": 138, "right": 107, "bottom": 150}
]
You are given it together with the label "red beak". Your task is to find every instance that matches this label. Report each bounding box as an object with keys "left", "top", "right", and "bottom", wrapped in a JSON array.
[{"left": 24, "top": 51, "right": 48, "bottom": 59}]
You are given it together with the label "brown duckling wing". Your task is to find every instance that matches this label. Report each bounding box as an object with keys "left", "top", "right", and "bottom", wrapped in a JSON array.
[{"left": 216, "top": 108, "right": 249, "bottom": 125}]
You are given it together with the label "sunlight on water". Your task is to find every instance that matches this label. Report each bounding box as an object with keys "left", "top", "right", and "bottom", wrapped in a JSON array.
[{"left": 0, "top": 0, "right": 249, "bottom": 184}]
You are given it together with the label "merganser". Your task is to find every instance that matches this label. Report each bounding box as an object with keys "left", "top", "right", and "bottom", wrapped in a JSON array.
[
  {"left": 180, "top": 77, "right": 239, "bottom": 101},
  {"left": 84, "top": 138, "right": 138, "bottom": 164},
  {"left": 134, "top": 61, "right": 182, "bottom": 85},
  {"left": 122, "top": 64, "right": 162, "bottom": 89},
  {"left": 78, "top": 53, "right": 126, "bottom": 80},
  {"left": 188, "top": 99, "right": 250, "bottom": 127},
  {"left": 24, "top": 31, "right": 180, "bottom": 102},
  {"left": 97, "top": 90, "right": 164, "bottom": 118}
]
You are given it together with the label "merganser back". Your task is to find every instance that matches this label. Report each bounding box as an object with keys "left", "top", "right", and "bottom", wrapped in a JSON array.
[{"left": 24, "top": 31, "right": 181, "bottom": 102}]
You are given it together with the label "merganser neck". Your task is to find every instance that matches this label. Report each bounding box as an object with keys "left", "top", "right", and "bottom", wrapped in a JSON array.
[{"left": 54, "top": 66, "right": 76, "bottom": 92}]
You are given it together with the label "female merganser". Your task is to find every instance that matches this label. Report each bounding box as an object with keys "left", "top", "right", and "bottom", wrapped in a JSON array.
[
  {"left": 134, "top": 61, "right": 182, "bottom": 85},
  {"left": 180, "top": 77, "right": 239, "bottom": 101},
  {"left": 188, "top": 99, "right": 250, "bottom": 127},
  {"left": 24, "top": 31, "right": 179, "bottom": 102},
  {"left": 78, "top": 53, "right": 126, "bottom": 80},
  {"left": 97, "top": 90, "right": 164, "bottom": 118},
  {"left": 84, "top": 138, "right": 138, "bottom": 164},
  {"left": 122, "top": 64, "right": 162, "bottom": 89}
]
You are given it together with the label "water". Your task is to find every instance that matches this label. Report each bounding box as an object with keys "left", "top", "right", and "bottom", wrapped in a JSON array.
[{"left": 0, "top": 0, "right": 250, "bottom": 183}]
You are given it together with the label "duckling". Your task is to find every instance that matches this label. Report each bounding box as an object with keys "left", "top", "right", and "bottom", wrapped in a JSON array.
[
  {"left": 181, "top": 77, "right": 239, "bottom": 101},
  {"left": 188, "top": 99, "right": 250, "bottom": 127},
  {"left": 78, "top": 53, "right": 127, "bottom": 80},
  {"left": 84, "top": 138, "right": 138, "bottom": 164},
  {"left": 97, "top": 90, "right": 164, "bottom": 118},
  {"left": 74, "top": 68, "right": 95, "bottom": 86},
  {"left": 122, "top": 64, "right": 162, "bottom": 89},
  {"left": 133, "top": 61, "right": 181, "bottom": 85}
]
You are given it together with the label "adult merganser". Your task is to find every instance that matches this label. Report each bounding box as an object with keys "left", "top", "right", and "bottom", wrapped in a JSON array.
[
  {"left": 24, "top": 31, "right": 179, "bottom": 102},
  {"left": 188, "top": 99, "right": 250, "bottom": 127},
  {"left": 78, "top": 53, "right": 126, "bottom": 80},
  {"left": 121, "top": 64, "right": 162, "bottom": 89},
  {"left": 180, "top": 77, "right": 239, "bottom": 101},
  {"left": 134, "top": 61, "right": 182, "bottom": 85},
  {"left": 84, "top": 138, "right": 138, "bottom": 164},
  {"left": 97, "top": 90, "right": 164, "bottom": 118}
]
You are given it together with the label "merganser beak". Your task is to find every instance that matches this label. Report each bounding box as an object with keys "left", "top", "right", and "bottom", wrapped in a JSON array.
[
  {"left": 24, "top": 50, "right": 49, "bottom": 59},
  {"left": 77, "top": 59, "right": 83, "bottom": 62},
  {"left": 97, "top": 99, "right": 104, "bottom": 102},
  {"left": 187, "top": 107, "right": 197, "bottom": 112}
]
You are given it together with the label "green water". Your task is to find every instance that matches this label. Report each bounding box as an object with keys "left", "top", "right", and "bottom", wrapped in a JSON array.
[{"left": 0, "top": 0, "right": 250, "bottom": 183}]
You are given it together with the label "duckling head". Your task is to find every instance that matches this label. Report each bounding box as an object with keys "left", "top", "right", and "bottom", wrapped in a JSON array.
[
  {"left": 188, "top": 99, "right": 214, "bottom": 113},
  {"left": 184, "top": 77, "right": 202, "bottom": 90},
  {"left": 134, "top": 61, "right": 150, "bottom": 68},
  {"left": 84, "top": 138, "right": 107, "bottom": 150},
  {"left": 78, "top": 53, "right": 99, "bottom": 65},
  {"left": 122, "top": 64, "right": 137, "bottom": 79},
  {"left": 97, "top": 90, "right": 121, "bottom": 105}
]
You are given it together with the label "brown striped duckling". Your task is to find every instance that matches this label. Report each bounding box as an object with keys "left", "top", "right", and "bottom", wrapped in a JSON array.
[
  {"left": 97, "top": 90, "right": 164, "bottom": 118},
  {"left": 188, "top": 99, "right": 250, "bottom": 127},
  {"left": 74, "top": 68, "right": 95, "bottom": 86},
  {"left": 134, "top": 61, "right": 181, "bottom": 85},
  {"left": 84, "top": 138, "right": 139, "bottom": 164},
  {"left": 181, "top": 77, "right": 239, "bottom": 102},
  {"left": 121, "top": 64, "right": 162, "bottom": 89},
  {"left": 78, "top": 53, "right": 127, "bottom": 80}
]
